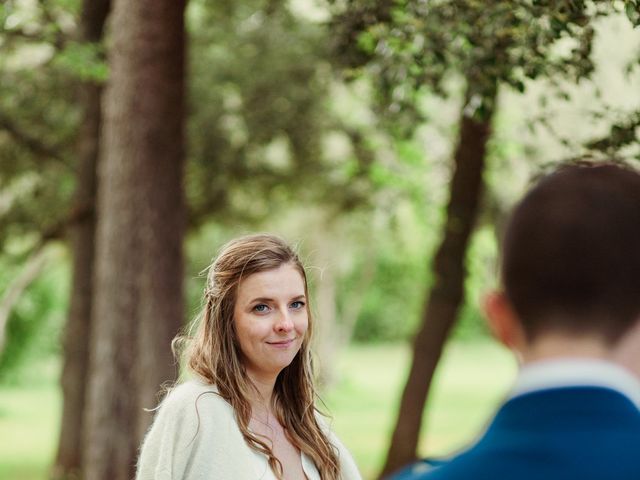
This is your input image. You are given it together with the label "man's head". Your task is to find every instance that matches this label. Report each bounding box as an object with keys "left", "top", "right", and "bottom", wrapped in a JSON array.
[{"left": 485, "top": 162, "right": 640, "bottom": 360}]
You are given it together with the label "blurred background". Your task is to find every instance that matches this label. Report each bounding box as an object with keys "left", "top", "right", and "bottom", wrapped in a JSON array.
[{"left": 1, "top": 0, "right": 639, "bottom": 479}]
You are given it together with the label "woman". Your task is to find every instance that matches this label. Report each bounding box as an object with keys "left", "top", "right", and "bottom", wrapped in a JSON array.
[{"left": 136, "top": 234, "right": 361, "bottom": 480}]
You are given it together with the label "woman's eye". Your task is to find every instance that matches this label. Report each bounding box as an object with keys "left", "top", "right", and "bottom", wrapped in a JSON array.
[
  {"left": 290, "top": 301, "right": 305, "bottom": 309},
  {"left": 254, "top": 304, "right": 269, "bottom": 313}
]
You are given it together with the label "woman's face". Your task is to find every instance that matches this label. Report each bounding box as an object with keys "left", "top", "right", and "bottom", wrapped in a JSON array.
[{"left": 233, "top": 262, "right": 309, "bottom": 382}]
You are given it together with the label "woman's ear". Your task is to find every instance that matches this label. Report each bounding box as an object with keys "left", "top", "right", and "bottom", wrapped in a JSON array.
[{"left": 482, "top": 291, "right": 525, "bottom": 354}]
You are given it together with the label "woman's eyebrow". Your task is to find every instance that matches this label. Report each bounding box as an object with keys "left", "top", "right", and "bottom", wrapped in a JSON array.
[
  {"left": 247, "top": 293, "right": 306, "bottom": 303},
  {"left": 248, "top": 296, "right": 274, "bottom": 304}
]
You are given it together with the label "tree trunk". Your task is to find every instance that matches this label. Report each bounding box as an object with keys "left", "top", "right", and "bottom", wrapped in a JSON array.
[
  {"left": 82, "top": 0, "right": 186, "bottom": 478},
  {"left": 379, "top": 82, "right": 497, "bottom": 478},
  {"left": 52, "top": 1, "right": 111, "bottom": 478}
]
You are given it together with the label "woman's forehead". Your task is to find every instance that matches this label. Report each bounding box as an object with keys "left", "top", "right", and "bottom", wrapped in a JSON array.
[{"left": 236, "top": 264, "right": 305, "bottom": 301}]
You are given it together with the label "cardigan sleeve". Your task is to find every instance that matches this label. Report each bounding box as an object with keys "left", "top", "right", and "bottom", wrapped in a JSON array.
[
  {"left": 135, "top": 381, "right": 230, "bottom": 480},
  {"left": 316, "top": 413, "right": 363, "bottom": 480},
  {"left": 331, "top": 429, "right": 363, "bottom": 480}
]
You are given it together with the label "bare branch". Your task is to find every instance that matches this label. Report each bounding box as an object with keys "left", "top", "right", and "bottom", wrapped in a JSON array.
[
  {"left": 1, "top": 28, "right": 47, "bottom": 43},
  {"left": 41, "top": 201, "right": 94, "bottom": 246},
  {"left": 0, "top": 111, "right": 72, "bottom": 169},
  {"left": 0, "top": 245, "right": 51, "bottom": 355}
]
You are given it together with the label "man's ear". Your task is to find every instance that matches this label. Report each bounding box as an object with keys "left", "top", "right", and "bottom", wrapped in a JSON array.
[
  {"left": 483, "top": 291, "right": 525, "bottom": 352},
  {"left": 613, "top": 318, "right": 640, "bottom": 379}
]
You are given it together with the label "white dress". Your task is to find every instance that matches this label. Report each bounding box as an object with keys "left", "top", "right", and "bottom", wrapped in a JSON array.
[
  {"left": 251, "top": 450, "right": 320, "bottom": 480},
  {"left": 136, "top": 380, "right": 362, "bottom": 480}
]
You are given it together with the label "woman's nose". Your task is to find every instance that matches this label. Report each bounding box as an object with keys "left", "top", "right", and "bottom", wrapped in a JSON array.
[{"left": 275, "top": 311, "right": 294, "bottom": 332}]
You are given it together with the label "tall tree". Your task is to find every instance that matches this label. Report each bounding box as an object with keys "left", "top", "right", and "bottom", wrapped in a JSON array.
[
  {"left": 330, "top": 1, "right": 629, "bottom": 476},
  {"left": 52, "top": 1, "right": 111, "bottom": 477},
  {"left": 82, "top": 0, "right": 187, "bottom": 478},
  {"left": 383, "top": 77, "right": 496, "bottom": 476}
]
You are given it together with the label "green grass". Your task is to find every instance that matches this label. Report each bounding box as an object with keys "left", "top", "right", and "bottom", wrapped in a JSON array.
[
  {"left": 0, "top": 359, "right": 61, "bottom": 480},
  {"left": 0, "top": 341, "right": 515, "bottom": 480},
  {"left": 325, "top": 341, "right": 516, "bottom": 479}
]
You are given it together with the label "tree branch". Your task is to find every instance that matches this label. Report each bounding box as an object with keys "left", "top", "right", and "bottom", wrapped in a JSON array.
[
  {"left": 0, "top": 245, "right": 51, "bottom": 355},
  {"left": 41, "top": 201, "right": 94, "bottom": 246},
  {"left": 1, "top": 28, "right": 47, "bottom": 44},
  {"left": 0, "top": 112, "right": 71, "bottom": 168}
]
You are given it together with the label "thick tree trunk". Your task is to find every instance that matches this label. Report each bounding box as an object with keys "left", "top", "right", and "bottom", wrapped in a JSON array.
[
  {"left": 82, "top": 0, "right": 186, "bottom": 478},
  {"left": 379, "top": 83, "right": 497, "bottom": 478},
  {"left": 52, "top": 1, "right": 110, "bottom": 478}
]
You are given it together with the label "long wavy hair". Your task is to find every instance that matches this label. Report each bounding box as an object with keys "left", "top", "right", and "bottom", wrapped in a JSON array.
[{"left": 175, "top": 233, "right": 340, "bottom": 480}]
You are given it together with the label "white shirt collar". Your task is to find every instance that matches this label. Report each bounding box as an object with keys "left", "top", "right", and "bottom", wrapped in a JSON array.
[{"left": 510, "top": 358, "right": 640, "bottom": 409}]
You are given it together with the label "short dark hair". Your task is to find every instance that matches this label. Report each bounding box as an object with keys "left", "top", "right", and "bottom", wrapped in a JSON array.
[{"left": 502, "top": 161, "right": 640, "bottom": 344}]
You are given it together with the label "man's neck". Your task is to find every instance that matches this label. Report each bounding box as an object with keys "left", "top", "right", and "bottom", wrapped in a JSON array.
[
  {"left": 520, "top": 334, "right": 612, "bottom": 365},
  {"left": 613, "top": 321, "right": 640, "bottom": 378}
]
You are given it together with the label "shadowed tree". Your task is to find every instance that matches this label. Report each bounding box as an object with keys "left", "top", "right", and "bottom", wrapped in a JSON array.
[
  {"left": 52, "top": 1, "right": 111, "bottom": 478},
  {"left": 81, "top": 0, "right": 187, "bottom": 478}
]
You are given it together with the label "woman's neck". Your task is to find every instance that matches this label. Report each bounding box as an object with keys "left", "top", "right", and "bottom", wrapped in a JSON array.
[{"left": 247, "top": 371, "right": 278, "bottom": 414}]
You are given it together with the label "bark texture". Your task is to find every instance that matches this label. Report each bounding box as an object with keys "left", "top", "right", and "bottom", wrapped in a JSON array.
[
  {"left": 52, "top": 1, "right": 111, "bottom": 478},
  {"left": 82, "top": 0, "right": 186, "bottom": 478},
  {"left": 379, "top": 83, "right": 497, "bottom": 478}
]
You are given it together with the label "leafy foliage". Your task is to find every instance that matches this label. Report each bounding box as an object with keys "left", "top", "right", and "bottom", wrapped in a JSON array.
[
  {"left": 0, "top": 0, "right": 81, "bottom": 254},
  {"left": 331, "top": 1, "right": 626, "bottom": 128},
  {"left": 2, "top": 0, "right": 639, "bottom": 381},
  {"left": 187, "top": 0, "right": 381, "bottom": 226},
  {"left": 586, "top": 109, "right": 640, "bottom": 160},
  {"left": 0, "top": 0, "right": 393, "bottom": 375}
]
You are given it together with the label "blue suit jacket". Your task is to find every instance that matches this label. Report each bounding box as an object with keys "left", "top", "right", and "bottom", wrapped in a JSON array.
[{"left": 390, "top": 386, "right": 640, "bottom": 480}]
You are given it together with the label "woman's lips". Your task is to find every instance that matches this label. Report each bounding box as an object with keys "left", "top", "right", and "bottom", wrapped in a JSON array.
[{"left": 267, "top": 338, "right": 296, "bottom": 348}]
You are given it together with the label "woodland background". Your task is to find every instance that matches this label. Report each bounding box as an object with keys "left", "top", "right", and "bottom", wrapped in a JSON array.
[{"left": 1, "top": 0, "right": 639, "bottom": 479}]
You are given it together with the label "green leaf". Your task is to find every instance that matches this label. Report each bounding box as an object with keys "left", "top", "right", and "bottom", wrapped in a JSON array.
[
  {"left": 52, "top": 41, "right": 108, "bottom": 82},
  {"left": 625, "top": 1, "right": 640, "bottom": 26},
  {"left": 357, "top": 32, "right": 374, "bottom": 54}
]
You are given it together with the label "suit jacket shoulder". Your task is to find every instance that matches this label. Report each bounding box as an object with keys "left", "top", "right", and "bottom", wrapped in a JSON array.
[{"left": 392, "top": 387, "right": 640, "bottom": 480}]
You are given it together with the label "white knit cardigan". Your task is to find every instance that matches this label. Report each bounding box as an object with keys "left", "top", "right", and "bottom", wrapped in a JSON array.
[{"left": 136, "top": 380, "right": 362, "bottom": 480}]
